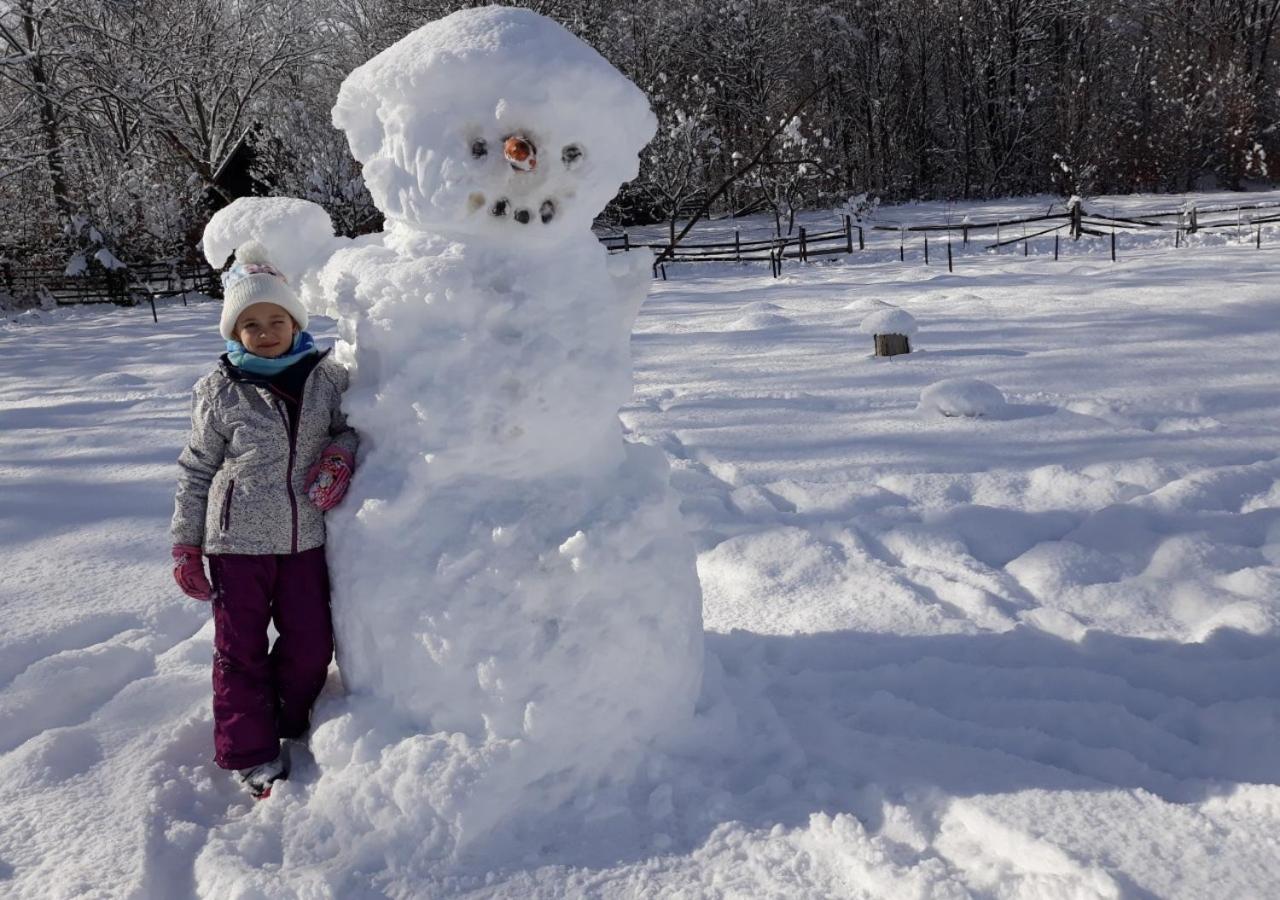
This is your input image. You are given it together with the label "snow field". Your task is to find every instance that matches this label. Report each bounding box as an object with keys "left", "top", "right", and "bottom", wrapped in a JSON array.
[{"left": 1, "top": 195, "right": 1279, "bottom": 896}]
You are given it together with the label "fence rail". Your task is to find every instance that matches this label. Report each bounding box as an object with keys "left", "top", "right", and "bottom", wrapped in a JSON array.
[
  {"left": 1, "top": 259, "right": 221, "bottom": 321},
  {"left": 602, "top": 198, "right": 1280, "bottom": 277},
  {"left": 6, "top": 198, "right": 1277, "bottom": 310}
]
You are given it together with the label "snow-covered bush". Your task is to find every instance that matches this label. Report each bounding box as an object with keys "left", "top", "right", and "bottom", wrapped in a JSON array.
[{"left": 918, "top": 378, "right": 1008, "bottom": 418}]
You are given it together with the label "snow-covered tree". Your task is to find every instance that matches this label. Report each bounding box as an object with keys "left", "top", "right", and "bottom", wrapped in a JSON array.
[{"left": 5, "top": 0, "right": 1280, "bottom": 262}]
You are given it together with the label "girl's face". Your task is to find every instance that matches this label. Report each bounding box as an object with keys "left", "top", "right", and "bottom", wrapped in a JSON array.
[{"left": 234, "top": 303, "right": 298, "bottom": 358}]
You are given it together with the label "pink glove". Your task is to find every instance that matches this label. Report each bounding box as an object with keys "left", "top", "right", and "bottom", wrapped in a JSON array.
[
  {"left": 305, "top": 445, "right": 353, "bottom": 511},
  {"left": 172, "top": 544, "right": 213, "bottom": 601}
]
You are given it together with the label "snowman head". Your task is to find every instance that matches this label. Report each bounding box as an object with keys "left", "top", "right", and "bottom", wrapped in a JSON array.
[{"left": 333, "top": 7, "right": 656, "bottom": 242}]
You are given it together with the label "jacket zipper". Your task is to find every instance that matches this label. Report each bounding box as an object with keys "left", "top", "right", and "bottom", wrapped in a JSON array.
[
  {"left": 221, "top": 479, "right": 235, "bottom": 531},
  {"left": 274, "top": 399, "right": 300, "bottom": 554},
  {"left": 262, "top": 357, "right": 322, "bottom": 556},
  {"left": 272, "top": 401, "right": 296, "bottom": 555}
]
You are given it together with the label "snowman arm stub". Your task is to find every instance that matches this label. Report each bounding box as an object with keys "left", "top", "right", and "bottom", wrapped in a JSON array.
[
  {"left": 606, "top": 245, "right": 656, "bottom": 324},
  {"left": 202, "top": 197, "right": 346, "bottom": 309}
]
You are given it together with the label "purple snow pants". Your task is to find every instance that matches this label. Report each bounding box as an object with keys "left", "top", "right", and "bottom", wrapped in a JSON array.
[{"left": 207, "top": 547, "right": 334, "bottom": 770}]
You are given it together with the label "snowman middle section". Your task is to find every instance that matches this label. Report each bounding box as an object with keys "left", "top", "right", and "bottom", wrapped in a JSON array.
[{"left": 321, "top": 225, "right": 704, "bottom": 790}]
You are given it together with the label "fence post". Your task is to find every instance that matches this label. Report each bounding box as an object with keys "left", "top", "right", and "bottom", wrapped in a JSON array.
[
  {"left": 1257, "top": 224, "right": 1262, "bottom": 250},
  {"left": 899, "top": 227, "right": 905, "bottom": 262},
  {"left": 1188, "top": 206, "right": 1198, "bottom": 233},
  {"left": 962, "top": 225, "right": 969, "bottom": 246},
  {"left": 844, "top": 216, "right": 853, "bottom": 253},
  {"left": 924, "top": 235, "right": 929, "bottom": 265},
  {"left": 105, "top": 270, "right": 121, "bottom": 304},
  {"left": 206, "top": 261, "right": 224, "bottom": 299},
  {"left": 735, "top": 229, "right": 741, "bottom": 262},
  {"left": 623, "top": 233, "right": 631, "bottom": 252},
  {"left": 1070, "top": 199, "right": 1083, "bottom": 239},
  {"left": 1054, "top": 234, "right": 1059, "bottom": 260},
  {"left": 1111, "top": 227, "right": 1116, "bottom": 262},
  {"left": 799, "top": 227, "right": 808, "bottom": 262},
  {"left": 996, "top": 222, "right": 1001, "bottom": 247},
  {"left": 947, "top": 238, "right": 953, "bottom": 273},
  {"left": 858, "top": 225, "right": 865, "bottom": 251}
]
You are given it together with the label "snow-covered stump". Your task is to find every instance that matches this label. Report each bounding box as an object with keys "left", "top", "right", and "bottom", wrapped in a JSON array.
[
  {"left": 860, "top": 307, "right": 918, "bottom": 357},
  {"left": 874, "top": 333, "right": 911, "bottom": 356},
  {"left": 202, "top": 8, "right": 704, "bottom": 868}
]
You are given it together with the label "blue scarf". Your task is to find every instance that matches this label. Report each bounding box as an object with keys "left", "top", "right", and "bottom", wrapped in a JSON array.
[{"left": 226, "top": 331, "right": 317, "bottom": 375}]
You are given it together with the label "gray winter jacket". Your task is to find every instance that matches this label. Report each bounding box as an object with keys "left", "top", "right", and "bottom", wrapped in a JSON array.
[{"left": 171, "top": 351, "right": 358, "bottom": 555}]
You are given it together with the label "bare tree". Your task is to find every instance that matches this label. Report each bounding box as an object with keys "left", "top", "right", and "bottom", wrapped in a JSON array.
[
  {"left": 71, "top": 0, "right": 322, "bottom": 202},
  {"left": 0, "top": 0, "right": 77, "bottom": 231}
]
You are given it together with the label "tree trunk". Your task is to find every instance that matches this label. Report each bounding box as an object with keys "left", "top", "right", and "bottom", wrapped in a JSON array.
[
  {"left": 874, "top": 334, "right": 911, "bottom": 357},
  {"left": 20, "top": 2, "right": 73, "bottom": 233}
]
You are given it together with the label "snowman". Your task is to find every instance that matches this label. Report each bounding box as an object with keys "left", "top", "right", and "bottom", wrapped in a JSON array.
[{"left": 202, "top": 6, "right": 704, "bottom": 847}]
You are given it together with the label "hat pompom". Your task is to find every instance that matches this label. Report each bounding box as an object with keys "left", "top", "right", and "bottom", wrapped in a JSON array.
[
  {"left": 218, "top": 238, "right": 309, "bottom": 340},
  {"left": 234, "top": 239, "right": 275, "bottom": 267}
]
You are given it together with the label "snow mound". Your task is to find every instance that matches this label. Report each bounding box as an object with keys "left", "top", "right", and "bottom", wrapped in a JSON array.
[
  {"left": 860, "top": 308, "right": 918, "bottom": 335},
  {"left": 87, "top": 372, "right": 146, "bottom": 388},
  {"left": 726, "top": 312, "right": 794, "bottom": 330},
  {"left": 919, "top": 378, "right": 1008, "bottom": 418},
  {"left": 941, "top": 292, "right": 987, "bottom": 305},
  {"left": 740, "top": 301, "right": 783, "bottom": 314},
  {"left": 1006, "top": 540, "right": 1127, "bottom": 599}
]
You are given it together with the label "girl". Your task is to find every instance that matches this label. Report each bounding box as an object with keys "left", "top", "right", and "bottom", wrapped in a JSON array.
[{"left": 170, "top": 240, "right": 357, "bottom": 798}]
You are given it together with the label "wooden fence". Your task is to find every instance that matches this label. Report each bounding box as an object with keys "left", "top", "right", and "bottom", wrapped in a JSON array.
[
  {"left": 602, "top": 198, "right": 1280, "bottom": 277},
  {"left": 602, "top": 219, "right": 860, "bottom": 278},
  {"left": 7, "top": 197, "right": 1279, "bottom": 312},
  {"left": 0, "top": 259, "right": 221, "bottom": 321}
]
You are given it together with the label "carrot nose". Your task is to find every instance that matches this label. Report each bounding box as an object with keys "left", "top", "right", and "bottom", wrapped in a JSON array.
[{"left": 504, "top": 136, "right": 537, "bottom": 171}]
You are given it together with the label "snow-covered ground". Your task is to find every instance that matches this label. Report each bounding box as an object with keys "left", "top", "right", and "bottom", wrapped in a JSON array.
[{"left": 2, "top": 194, "right": 1279, "bottom": 898}]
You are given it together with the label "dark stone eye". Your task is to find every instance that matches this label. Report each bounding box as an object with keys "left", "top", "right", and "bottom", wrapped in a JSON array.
[
  {"left": 513, "top": 209, "right": 531, "bottom": 224},
  {"left": 562, "top": 144, "right": 583, "bottom": 167},
  {"left": 539, "top": 200, "right": 556, "bottom": 223},
  {"left": 491, "top": 198, "right": 508, "bottom": 216},
  {"left": 471, "top": 139, "right": 488, "bottom": 159}
]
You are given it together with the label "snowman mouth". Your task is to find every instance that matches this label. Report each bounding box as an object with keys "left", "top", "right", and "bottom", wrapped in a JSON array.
[{"left": 490, "top": 197, "right": 557, "bottom": 225}]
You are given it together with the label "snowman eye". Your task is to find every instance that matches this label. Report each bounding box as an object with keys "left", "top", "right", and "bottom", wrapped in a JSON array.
[
  {"left": 471, "top": 139, "right": 488, "bottom": 159},
  {"left": 562, "top": 144, "right": 583, "bottom": 167}
]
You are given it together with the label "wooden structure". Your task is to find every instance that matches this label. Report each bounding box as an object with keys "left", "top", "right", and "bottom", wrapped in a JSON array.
[
  {"left": 599, "top": 197, "right": 1280, "bottom": 278},
  {"left": 210, "top": 123, "right": 276, "bottom": 203},
  {"left": 0, "top": 258, "right": 221, "bottom": 322},
  {"left": 873, "top": 334, "right": 911, "bottom": 357}
]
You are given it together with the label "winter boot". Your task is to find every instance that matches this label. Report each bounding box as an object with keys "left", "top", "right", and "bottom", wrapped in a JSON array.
[{"left": 237, "top": 755, "right": 287, "bottom": 799}]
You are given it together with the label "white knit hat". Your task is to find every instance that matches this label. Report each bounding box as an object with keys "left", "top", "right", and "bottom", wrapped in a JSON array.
[{"left": 219, "top": 240, "right": 309, "bottom": 340}]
